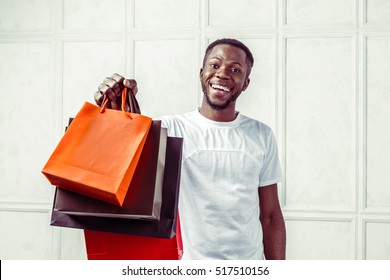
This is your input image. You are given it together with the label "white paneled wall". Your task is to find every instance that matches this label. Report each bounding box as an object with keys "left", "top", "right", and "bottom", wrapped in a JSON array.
[
  {"left": 0, "top": 0, "right": 389, "bottom": 260},
  {"left": 284, "top": 0, "right": 356, "bottom": 27},
  {"left": 284, "top": 36, "right": 356, "bottom": 212},
  {"left": 366, "top": 36, "right": 390, "bottom": 212}
]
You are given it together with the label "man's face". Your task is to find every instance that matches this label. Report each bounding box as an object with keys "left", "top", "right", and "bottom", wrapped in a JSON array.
[{"left": 200, "top": 44, "right": 250, "bottom": 111}]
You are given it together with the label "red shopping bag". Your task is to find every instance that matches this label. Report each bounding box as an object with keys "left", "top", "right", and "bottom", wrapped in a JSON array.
[
  {"left": 84, "top": 230, "right": 181, "bottom": 260},
  {"left": 42, "top": 88, "right": 152, "bottom": 206}
]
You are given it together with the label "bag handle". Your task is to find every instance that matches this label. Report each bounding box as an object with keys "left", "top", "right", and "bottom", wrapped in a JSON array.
[{"left": 100, "top": 87, "right": 141, "bottom": 118}]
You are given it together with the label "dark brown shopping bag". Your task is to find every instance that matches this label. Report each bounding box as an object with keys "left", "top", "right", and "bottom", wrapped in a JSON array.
[
  {"left": 42, "top": 88, "right": 152, "bottom": 206},
  {"left": 54, "top": 121, "right": 167, "bottom": 221},
  {"left": 50, "top": 136, "right": 183, "bottom": 238}
]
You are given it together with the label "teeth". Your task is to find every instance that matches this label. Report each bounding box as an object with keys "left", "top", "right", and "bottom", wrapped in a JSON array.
[{"left": 211, "top": 84, "right": 231, "bottom": 92}]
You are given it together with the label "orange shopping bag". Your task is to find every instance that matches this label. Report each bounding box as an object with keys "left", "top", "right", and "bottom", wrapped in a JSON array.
[{"left": 42, "top": 88, "right": 152, "bottom": 206}]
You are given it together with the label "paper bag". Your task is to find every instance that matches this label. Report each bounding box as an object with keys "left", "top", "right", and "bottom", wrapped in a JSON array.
[
  {"left": 54, "top": 121, "right": 167, "bottom": 220},
  {"left": 42, "top": 88, "right": 152, "bottom": 206},
  {"left": 50, "top": 136, "right": 183, "bottom": 238},
  {"left": 84, "top": 232, "right": 180, "bottom": 260}
]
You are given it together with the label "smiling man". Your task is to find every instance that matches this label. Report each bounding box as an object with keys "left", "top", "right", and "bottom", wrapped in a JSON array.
[
  {"left": 95, "top": 38, "right": 286, "bottom": 260},
  {"left": 199, "top": 40, "right": 251, "bottom": 121}
]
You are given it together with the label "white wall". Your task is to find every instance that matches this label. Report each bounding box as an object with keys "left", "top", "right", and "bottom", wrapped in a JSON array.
[{"left": 0, "top": 0, "right": 389, "bottom": 260}]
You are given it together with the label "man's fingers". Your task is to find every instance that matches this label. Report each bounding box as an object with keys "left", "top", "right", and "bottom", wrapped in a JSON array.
[
  {"left": 124, "top": 79, "right": 137, "bottom": 89},
  {"left": 103, "top": 77, "right": 116, "bottom": 88},
  {"left": 124, "top": 79, "right": 138, "bottom": 95},
  {"left": 94, "top": 90, "right": 104, "bottom": 106},
  {"left": 103, "top": 77, "right": 122, "bottom": 97},
  {"left": 98, "top": 83, "right": 117, "bottom": 101},
  {"left": 111, "top": 73, "right": 125, "bottom": 96},
  {"left": 111, "top": 73, "right": 125, "bottom": 83},
  {"left": 97, "top": 82, "right": 108, "bottom": 93}
]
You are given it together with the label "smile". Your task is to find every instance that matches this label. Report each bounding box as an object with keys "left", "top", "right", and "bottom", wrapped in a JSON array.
[{"left": 211, "top": 83, "right": 231, "bottom": 93}]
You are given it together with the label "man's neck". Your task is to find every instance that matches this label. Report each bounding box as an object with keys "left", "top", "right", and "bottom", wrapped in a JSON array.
[{"left": 199, "top": 101, "right": 238, "bottom": 122}]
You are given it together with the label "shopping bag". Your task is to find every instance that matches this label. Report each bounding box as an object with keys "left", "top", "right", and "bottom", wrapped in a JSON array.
[
  {"left": 84, "top": 231, "right": 180, "bottom": 260},
  {"left": 50, "top": 136, "right": 183, "bottom": 238},
  {"left": 54, "top": 121, "right": 167, "bottom": 221},
  {"left": 42, "top": 88, "right": 152, "bottom": 206}
]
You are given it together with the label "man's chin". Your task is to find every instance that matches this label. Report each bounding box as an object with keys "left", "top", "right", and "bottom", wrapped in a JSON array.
[{"left": 204, "top": 93, "right": 231, "bottom": 111}]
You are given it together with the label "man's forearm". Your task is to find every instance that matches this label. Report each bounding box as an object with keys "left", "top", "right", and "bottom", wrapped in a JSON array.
[{"left": 262, "top": 213, "right": 286, "bottom": 260}]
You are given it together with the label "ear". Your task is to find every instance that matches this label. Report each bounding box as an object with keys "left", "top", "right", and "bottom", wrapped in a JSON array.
[
  {"left": 199, "top": 68, "right": 204, "bottom": 79},
  {"left": 242, "top": 77, "right": 250, "bottom": 91}
]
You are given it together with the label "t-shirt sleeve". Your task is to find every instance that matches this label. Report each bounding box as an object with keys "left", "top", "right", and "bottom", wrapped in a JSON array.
[
  {"left": 258, "top": 129, "right": 283, "bottom": 187},
  {"left": 154, "top": 115, "right": 182, "bottom": 138}
]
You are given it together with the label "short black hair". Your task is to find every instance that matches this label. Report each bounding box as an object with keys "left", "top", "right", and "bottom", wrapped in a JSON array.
[{"left": 202, "top": 38, "right": 254, "bottom": 76}]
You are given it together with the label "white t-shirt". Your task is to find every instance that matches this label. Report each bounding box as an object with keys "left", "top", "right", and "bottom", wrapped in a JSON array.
[{"left": 159, "top": 109, "right": 283, "bottom": 260}]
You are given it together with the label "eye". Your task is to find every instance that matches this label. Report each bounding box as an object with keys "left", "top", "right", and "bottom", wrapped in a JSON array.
[
  {"left": 210, "top": 63, "right": 219, "bottom": 69},
  {"left": 231, "top": 68, "right": 241, "bottom": 73}
]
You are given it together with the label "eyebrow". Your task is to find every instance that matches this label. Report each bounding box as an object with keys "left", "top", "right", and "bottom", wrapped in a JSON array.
[{"left": 209, "top": 56, "right": 243, "bottom": 67}]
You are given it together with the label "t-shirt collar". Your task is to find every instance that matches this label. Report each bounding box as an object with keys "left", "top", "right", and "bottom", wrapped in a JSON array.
[{"left": 195, "top": 108, "right": 242, "bottom": 128}]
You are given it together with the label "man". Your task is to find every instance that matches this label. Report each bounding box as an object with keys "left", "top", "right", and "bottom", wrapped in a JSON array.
[{"left": 95, "top": 38, "right": 286, "bottom": 260}]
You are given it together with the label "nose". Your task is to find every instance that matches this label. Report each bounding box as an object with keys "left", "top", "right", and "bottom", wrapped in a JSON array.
[{"left": 216, "top": 66, "right": 229, "bottom": 80}]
